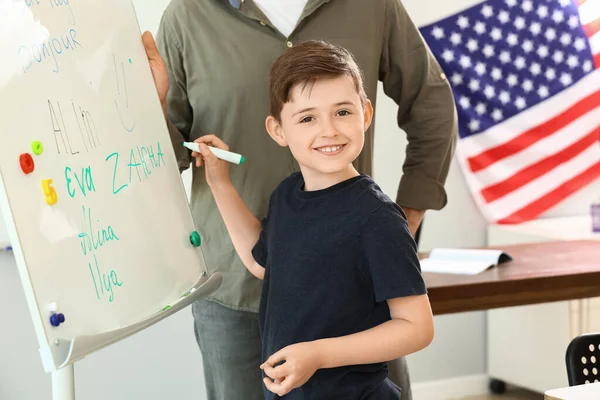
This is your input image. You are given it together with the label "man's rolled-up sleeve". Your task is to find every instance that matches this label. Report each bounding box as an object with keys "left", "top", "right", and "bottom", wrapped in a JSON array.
[{"left": 379, "top": 0, "right": 458, "bottom": 211}]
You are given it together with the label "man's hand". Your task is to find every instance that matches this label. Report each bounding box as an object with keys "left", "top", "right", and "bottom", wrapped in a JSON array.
[
  {"left": 142, "top": 31, "right": 169, "bottom": 116},
  {"left": 260, "top": 342, "right": 323, "bottom": 397},
  {"left": 402, "top": 207, "right": 425, "bottom": 238}
]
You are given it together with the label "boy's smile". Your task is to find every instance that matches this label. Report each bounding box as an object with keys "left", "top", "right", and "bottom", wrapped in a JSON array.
[
  {"left": 314, "top": 144, "right": 345, "bottom": 155},
  {"left": 266, "top": 75, "right": 373, "bottom": 191}
]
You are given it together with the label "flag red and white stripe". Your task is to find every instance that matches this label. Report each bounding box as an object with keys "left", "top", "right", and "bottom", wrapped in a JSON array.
[{"left": 457, "top": 71, "right": 600, "bottom": 224}]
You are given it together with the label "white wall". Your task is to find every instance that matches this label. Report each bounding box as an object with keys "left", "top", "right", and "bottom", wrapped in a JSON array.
[{"left": 2, "top": 0, "right": 600, "bottom": 399}]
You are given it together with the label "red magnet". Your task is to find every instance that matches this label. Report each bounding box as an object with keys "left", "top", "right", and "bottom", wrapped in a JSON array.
[{"left": 20, "top": 153, "right": 34, "bottom": 174}]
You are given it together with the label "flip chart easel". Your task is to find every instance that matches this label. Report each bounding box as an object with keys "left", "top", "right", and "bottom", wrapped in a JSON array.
[{"left": 0, "top": 0, "right": 222, "bottom": 398}]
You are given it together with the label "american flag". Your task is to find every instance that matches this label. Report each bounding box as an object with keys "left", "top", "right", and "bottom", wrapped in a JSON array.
[{"left": 420, "top": 0, "right": 600, "bottom": 224}]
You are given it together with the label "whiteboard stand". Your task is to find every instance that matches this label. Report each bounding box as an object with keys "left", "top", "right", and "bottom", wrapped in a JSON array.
[
  {"left": 41, "top": 271, "right": 222, "bottom": 400},
  {"left": 52, "top": 364, "right": 74, "bottom": 400}
]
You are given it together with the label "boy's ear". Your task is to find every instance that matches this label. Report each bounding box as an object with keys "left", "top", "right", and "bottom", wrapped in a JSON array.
[
  {"left": 363, "top": 99, "right": 374, "bottom": 132},
  {"left": 265, "top": 116, "right": 288, "bottom": 147}
]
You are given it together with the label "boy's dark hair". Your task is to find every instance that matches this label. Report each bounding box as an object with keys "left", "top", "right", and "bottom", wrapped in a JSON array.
[{"left": 269, "top": 40, "right": 368, "bottom": 121}]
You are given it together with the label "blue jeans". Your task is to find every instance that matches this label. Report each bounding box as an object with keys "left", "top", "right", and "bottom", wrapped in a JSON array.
[
  {"left": 388, "top": 357, "right": 413, "bottom": 400},
  {"left": 192, "top": 299, "right": 413, "bottom": 400},
  {"left": 192, "top": 299, "right": 264, "bottom": 400}
]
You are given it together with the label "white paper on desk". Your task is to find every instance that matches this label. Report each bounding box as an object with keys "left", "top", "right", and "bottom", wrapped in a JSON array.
[
  {"left": 420, "top": 259, "right": 495, "bottom": 275},
  {"left": 420, "top": 248, "right": 512, "bottom": 275}
]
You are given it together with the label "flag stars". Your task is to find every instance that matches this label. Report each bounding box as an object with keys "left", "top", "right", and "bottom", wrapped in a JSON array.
[
  {"left": 490, "top": 27, "right": 503, "bottom": 41},
  {"left": 553, "top": 50, "right": 564, "bottom": 64},
  {"left": 442, "top": 49, "right": 455, "bottom": 62},
  {"left": 460, "top": 55, "right": 472, "bottom": 68},
  {"left": 537, "top": 45, "right": 549, "bottom": 58},
  {"left": 566, "top": 55, "right": 579, "bottom": 68},
  {"left": 426, "top": 0, "right": 592, "bottom": 132},
  {"left": 450, "top": 32, "right": 462, "bottom": 45},
  {"left": 500, "top": 51, "right": 512, "bottom": 64},
  {"left": 560, "top": 73, "right": 573, "bottom": 86},
  {"left": 522, "top": 79, "right": 534, "bottom": 92},
  {"left": 521, "top": 0, "right": 533, "bottom": 12},
  {"left": 506, "top": 32, "right": 519, "bottom": 46},
  {"left": 474, "top": 21, "right": 487, "bottom": 34},
  {"left": 432, "top": 26, "right": 445, "bottom": 39},
  {"left": 451, "top": 73, "right": 463, "bottom": 86},
  {"left": 481, "top": 5, "right": 494, "bottom": 18},
  {"left": 457, "top": 15, "right": 470, "bottom": 29},
  {"left": 459, "top": 96, "right": 471, "bottom": 108},
  {"left": 552, "top": 10, "right": 564, "bottom": 23},
  {"left": 475, "top": 102, "right": 487, "bottom": 115},
  {"left": 514, "top": 56, "right": 526, "bottom": 69},
  {"left": 545, "top": 28, "right": 557, "bottom": 41},
  {"left": 483, "top": 44, "right": 495, "bottom": 58},
  {"left": 529, "top": 62, "right": 542, "bottom": 76},
  {"left": 498, "top": 10, "right": 510, "bottom": 24},
  {"left": 491, "top": 67, "right": 503, "bottom": 81},
  {"left": 492, "top": 109, "right": 503, "bottom": 121},
  {"left": 530, "top": 22, "right": 542, "bottom": 35},
  {"left": 560, "top": 33, "right": 572, "bottom": 46},
  {"left": 468, "top": 119, "right": 481, "bottom": 132},
  {"left": 475, "top": 62, "right": 487, "bottom": 75},
  {"left": 469, "top": 79, "right": 481, "bottom": 92},
  {"left": 574, "top": 37, "right": 587, "bottom": 52},
  {"left": 467, "top": 39, "right": 479, "bottom": 52},
  {"left": 568, "top": 15, "right": 579, "bottom": 29},
  {"left": 514, "top": 16, "right": 527, "bottom": 30},
  {"left": 515, "top": 97, "right": 527, "bottom": 110},
  {"left": 522, "top": 40, "right": 534, "bottom": 53},
  {"left": 537, "top": 5, "right": 549, "bottom": 18}
]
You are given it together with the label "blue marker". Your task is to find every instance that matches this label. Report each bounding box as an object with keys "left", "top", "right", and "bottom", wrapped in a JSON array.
[
  {"left": 182, "top": 142, "right": 245, "bottom": 165},
  {"left": 0, "top": 245, "right": 12, "bottom": 252}
]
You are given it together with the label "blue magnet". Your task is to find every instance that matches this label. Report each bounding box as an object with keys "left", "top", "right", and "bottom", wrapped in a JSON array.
[{"left": 50, "top": 313, "right": 65, "bottom": 327}]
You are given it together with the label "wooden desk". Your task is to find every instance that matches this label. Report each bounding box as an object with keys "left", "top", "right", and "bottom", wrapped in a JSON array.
[
  {"left": 423, "top": 240, "right": 600, "bottom": 315},
  {"left": 545, "top": 382, "right": 600, "bottom": 399}
]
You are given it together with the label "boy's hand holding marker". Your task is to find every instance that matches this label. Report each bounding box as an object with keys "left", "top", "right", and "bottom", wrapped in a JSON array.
[{"left": 183, "top": 135, "right": 244, "bottom": 188}]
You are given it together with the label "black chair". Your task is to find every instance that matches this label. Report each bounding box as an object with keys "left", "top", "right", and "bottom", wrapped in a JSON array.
[{"left": 565, "top": 332, "right": 600, "bottom": 386}]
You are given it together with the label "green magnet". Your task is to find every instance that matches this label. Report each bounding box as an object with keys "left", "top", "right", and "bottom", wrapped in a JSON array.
[
  {"left": 190, "top": 231, "right": 201, "bottom": 247},
  {"left": 32, "top": 141, "right": 43, "bottom": 155}
]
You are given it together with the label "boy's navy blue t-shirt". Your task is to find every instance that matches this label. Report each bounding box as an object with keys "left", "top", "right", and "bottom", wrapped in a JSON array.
[{"left": 252, "top": 173, "right": 427, "bottom": 400}]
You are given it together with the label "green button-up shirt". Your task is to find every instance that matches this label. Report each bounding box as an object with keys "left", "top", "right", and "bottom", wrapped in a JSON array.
[{"left": 157, "top": 0, "right": 457, "bottom": 312}]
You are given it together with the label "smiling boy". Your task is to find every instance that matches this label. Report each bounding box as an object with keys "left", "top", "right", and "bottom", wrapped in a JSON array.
[{"left": 192, "top": 40, "right": 434, "bottom": 399}]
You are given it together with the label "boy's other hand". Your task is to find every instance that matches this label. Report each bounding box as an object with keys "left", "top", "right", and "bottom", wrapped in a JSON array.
[
  {"left": 260, "top": 341, "right": 323, "bottom": 396},
  {"left": 142, "top": 31, "right": 169, "bottom": 115},
  {"left": 194, "top": 135, "right": 231, "bottom": 189}
]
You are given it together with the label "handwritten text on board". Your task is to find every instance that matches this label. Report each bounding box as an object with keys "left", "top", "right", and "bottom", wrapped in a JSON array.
[{"left": 14, "top": 0, "right": 168, "bottom": 303}]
